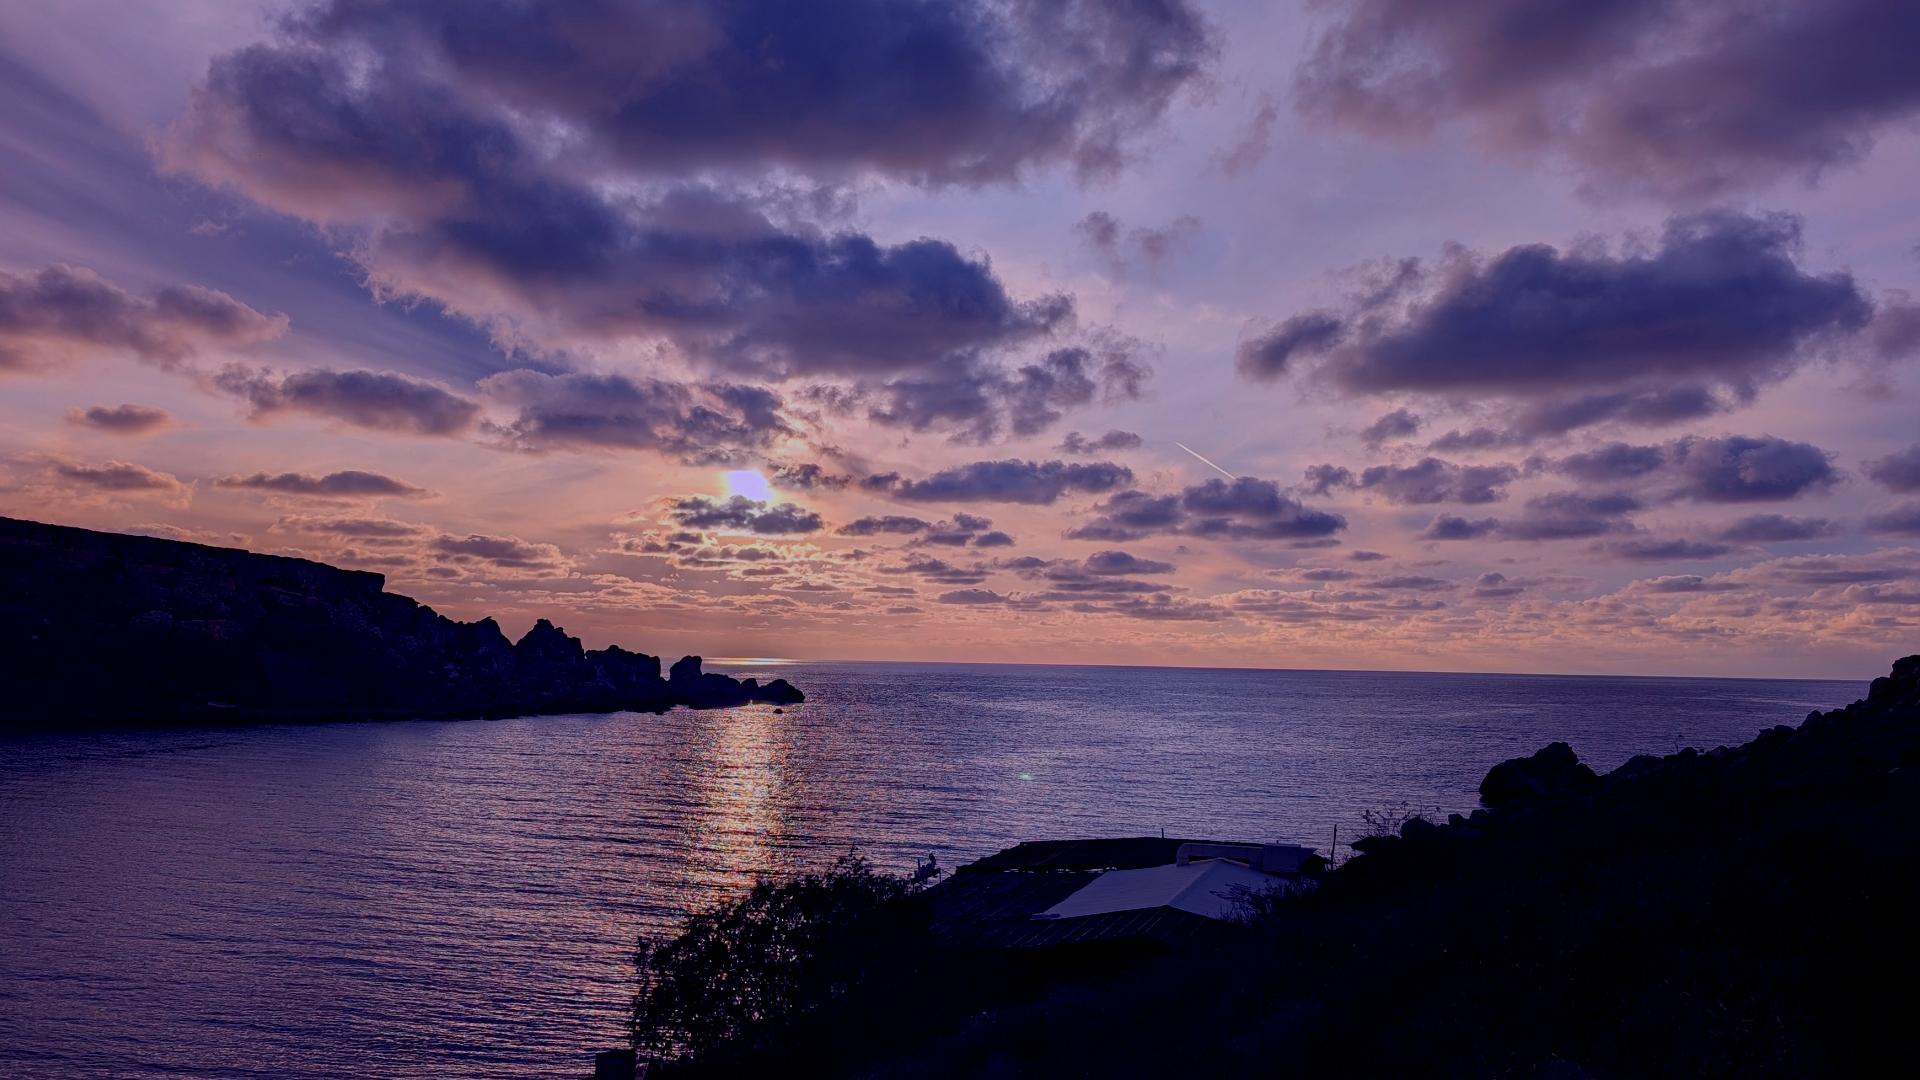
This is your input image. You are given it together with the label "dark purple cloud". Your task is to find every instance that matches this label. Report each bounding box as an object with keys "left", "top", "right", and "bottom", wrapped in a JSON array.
[
  {"left": 1247, "top": 215, "right": 1872, "bottom": 423},
  {"left": 770, "top": 463, "right": 852, "bottom": 491},
  {"left": 1357, "top": 458, "right": 1518, "bottom": 504},
  {"left": 219, "top": 367, "right": 481, "bottom": 436},
  {"left": 1236, "top": 311, "right": 1344, "bottom": 381},
  {"left": 430, "top": 533, "right": 565, "bottom": 570},
  {"left": 1543, "top": 434, "right": 1837, "bottom": 503},
  {"left": 1083, "top": 549, "right": 1176, "bottom": 575},
  {"left": 937, "top": 589, "right": 1007, "bottom": 605},
  {"left": 1607, "top": 538, "right": 1735, "bottom": 562},
  {"left": 189, "top": 0, "right": 1214, "bottom": 190},
  {"left": 1865, "top": 501, "right": 1920, "bottom": 537},
  {"left": 1, "top": 265, "right": 284, "bottom": 371},
  {"left": 1360, "top": 408, "right": 1422, "bottom": 445},
  {"left": 479, "top": 370, "right": 783, "bottom": 460},
  {"left": 1422, "top": 491, "right": 1640, "bottom": 542},
  {"left": 837, "top": 515, "right": 932, "bottom": 537},
  {"left": 884, "top": 459, "right": 1133, "bottom": 505},
  {"left": 66, "top": 404, "right": 173, "bottom": 435},
  {"left": 50, "top": 459, "right": 188, "bottom": 494},
  {"left": 1296, "top": 0, "right": 1920, "bottom": 199},
  {"left": 1470, "top": 572, "right": 1525, "bottom": 598},
  {"left": 1059, "top": 429, "right": 1143, "bottom": 455},
  {"left": 1068, "top": 476, "right": 1347, "bottom": 542},
  {"left": 1664, "top": 435, "right": 1837, "bottom": 503},
  {"left": 1716, "top": 514, "right": 1840, "bottom": 543},
  {"left": 869, "top": 342, "right": 1151, "bottom": 441},
  {"left": 215, "top": 470, "right": 432, "bottom": 499},
  {"left": 1550, "top": 442, "right": 1669, "bottom": 484},
  {"left": 669, "top": 495, "right": 824, "bottom": 535},
  {"left": 165, "top": 0, "right": 1206, "bottom": 440},
  {"left": 1302, "top": 464, "right": 1356, "bottom": 497},
  {"left": 912, "top": 513, "right": 1010, "bottom": 548},
  {"left": 1864, "top": 444, "right": 1920, "bottom": 493}
]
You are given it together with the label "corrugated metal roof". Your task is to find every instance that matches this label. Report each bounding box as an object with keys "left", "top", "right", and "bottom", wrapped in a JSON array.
[
  {"left": 924, "top": 836, "right": 1265, "bottom": 951},
  {"left": 962, "top": 836, "right": 1251, "bottom": 872},
  {"left": 1037, "top": 859, "right": 1299, "bottom": 921}
]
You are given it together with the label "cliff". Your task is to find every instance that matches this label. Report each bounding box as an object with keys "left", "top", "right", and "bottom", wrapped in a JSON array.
[{"left": 0, "top": 515, "right": 801, "bottom": 728}]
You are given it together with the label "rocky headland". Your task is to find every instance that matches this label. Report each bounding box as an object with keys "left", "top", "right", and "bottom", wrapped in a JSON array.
[{"left": 0, "top": 515, "right": 800, "bottom": 729}]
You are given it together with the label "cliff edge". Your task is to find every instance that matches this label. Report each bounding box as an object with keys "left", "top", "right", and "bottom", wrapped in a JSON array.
[{"left": 0, "top": 515, "right": 801, "bottom": 728}]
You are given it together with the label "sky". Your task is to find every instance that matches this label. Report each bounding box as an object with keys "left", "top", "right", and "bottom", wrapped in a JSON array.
[{"left": 3, "top": 0, "right": 1919, "bottom": 678}]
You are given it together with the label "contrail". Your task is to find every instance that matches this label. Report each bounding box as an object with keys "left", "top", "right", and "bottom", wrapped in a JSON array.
[{"left": 1174, "top": 442, "right": 1237, "bottom": 480}]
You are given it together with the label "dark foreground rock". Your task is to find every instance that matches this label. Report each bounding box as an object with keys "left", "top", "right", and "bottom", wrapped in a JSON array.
[{"left": 0, "top": 515, "right": 801, "bottom": 729}]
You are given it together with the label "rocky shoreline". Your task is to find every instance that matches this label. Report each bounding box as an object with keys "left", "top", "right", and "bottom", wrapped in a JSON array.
[{"left": 0, "top": 515, "right": 800, "bottom": 730}]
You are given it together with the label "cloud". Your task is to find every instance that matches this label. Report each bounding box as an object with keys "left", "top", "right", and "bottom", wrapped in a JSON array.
[
  {"left": 837, "top": 515, "right": 932, "bottom": 537},
  {"left": 1664, "top": 435, "right": 1837, "bottom": 503},
  {"left": 917, "top": 513, "right": 1011, "bottom": 548},
  {"left": 669, "top": 495, "right": 824, "bottom": 535},
  {"left": 1606, "top": 538, "right": 1735, "bottom": 562},
  {"left": 1471, "top": 571, "right": 1525, "bottom": 598},
  {"left": 938, "top": 589, "right": 1007, "bottom": 605},
  {"left": 480, "top": 370, "right": 785, "bottom": 460},
  {"left": 1543, "top": 434, "right": 1838, "bottom": 503},
  {"left": 885, "top": 458, "right": 1134, "bottom": 504},
  {"left": 1360, "top": 408, "right": 1421, "bottom": 445},
  {"left": 770, "top": 463, "right": 852, "bottom": 491},
  {"left": 49, "top": 459, "right": 189, "bottom": 496},
  {"left": 272, "top": 514, "right": 432, "bottom": 540},
  {"left": 1236, "top": 311, "right": 1345, "bottom": 381},
  {"left": 1865, "top": 444, "right": 1920, "bottom": 493},
  {"left": 1059, "top": 429, "right": 1143, "bottom": 455},
  {"left": 66, "top": 404, "right": 173, "bottom": 435},
  {"left": 1357, "top": 458, "right": 1518, "bottom": 504},
  {"left": 1076, "top": 211, "right": 1202, "bottom": 274},
  {"left": 219, "top": 367, "right": 480, "bottom": 436},
  {"left": 165, "top": 1, "right": 1206, "bottom": 439},
  {"left": 429, "top": 533, "right": 566, "bottom": 571},
  {"left": 1068, "top": 476, "right": 1347, "bottom": 542},
  {"left": 215, "top": 470, "right": 432, "bottom": 499},
  {"left": 1422, "top": 491, "right": 1639, "bottom": 542},
  {"left": 1242, "top": 213, "right": 1875, "bottom": 431},
  {"left": 1295, "top": 0, "right": 1920, "bottom": 199},
  {"left": 1636, "top": 575, "right": 1743, "bottom": 595},
  {"left": 176, "top": 0, "right": 1214, "bottom": 193},
  {"left": 1866, "top": 502, "right": 1920, "bottom": 537},
  {"left": 867, "top": 340, "right": 1152, "bottom": 441},
  {"left": 1, "top": 265, "right": 285, "bottom": 372},
  {"left": 1215, "top": 93, "right": 1279, "bottom": 176},
  {"left": 1551, "top": 443, "right": 1669, "bottom": 484},
  {"left": 1715, "top": 514, "right": 1841, "bottom": 542},
  {"left": 1082, "top": 550, "right": 1176, "bottom": 575}
]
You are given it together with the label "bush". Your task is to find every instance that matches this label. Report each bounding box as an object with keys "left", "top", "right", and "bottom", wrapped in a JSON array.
[{"left": 630, "top": 854, "right": 928, "bottom": 1067}]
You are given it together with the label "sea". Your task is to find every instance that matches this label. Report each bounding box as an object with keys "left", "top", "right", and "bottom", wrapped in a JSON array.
[{"left": 0, "top": 662, "right": 1859, "bottom": 1079}]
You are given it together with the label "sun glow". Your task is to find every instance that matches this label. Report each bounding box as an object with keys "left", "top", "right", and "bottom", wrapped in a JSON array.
[{"left": 724, "top": 470, "right": 772, "bottom": 501}]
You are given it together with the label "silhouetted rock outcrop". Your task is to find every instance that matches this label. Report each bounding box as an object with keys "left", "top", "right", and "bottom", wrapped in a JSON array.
[
  {"left": 1478, "top": 741, "right": 1602, "bottom": 807},
  {"left": 0, "top": 515, "right": 802, "bottom": 728}
]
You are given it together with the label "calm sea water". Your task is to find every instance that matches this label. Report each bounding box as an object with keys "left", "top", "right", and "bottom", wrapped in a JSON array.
[{"left": 0, "top": 662, "right": 1857, "bottom": 1079}]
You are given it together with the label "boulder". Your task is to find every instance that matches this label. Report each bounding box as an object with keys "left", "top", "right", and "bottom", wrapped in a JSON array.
[{"left": 1480, "top": 742, "right": 1601, "bottom": 808}]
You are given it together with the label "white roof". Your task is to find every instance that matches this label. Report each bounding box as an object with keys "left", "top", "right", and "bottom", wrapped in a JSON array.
[{"left": 1035, "top": 859, "right": 1295, "bottom": 922}]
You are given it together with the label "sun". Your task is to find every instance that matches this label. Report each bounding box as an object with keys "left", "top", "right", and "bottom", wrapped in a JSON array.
[{"left": 724, "top": 470, "right": 772, "bottom": 501}]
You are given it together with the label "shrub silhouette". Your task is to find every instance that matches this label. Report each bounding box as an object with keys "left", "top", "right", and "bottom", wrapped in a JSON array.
[{"left": 630, "top": 854, "right": 927, "bottom": 1066}]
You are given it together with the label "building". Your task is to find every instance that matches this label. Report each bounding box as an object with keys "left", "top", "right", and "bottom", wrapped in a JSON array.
[{"left": 923, "top": 837, "right": 1320, "bottom": 956}]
